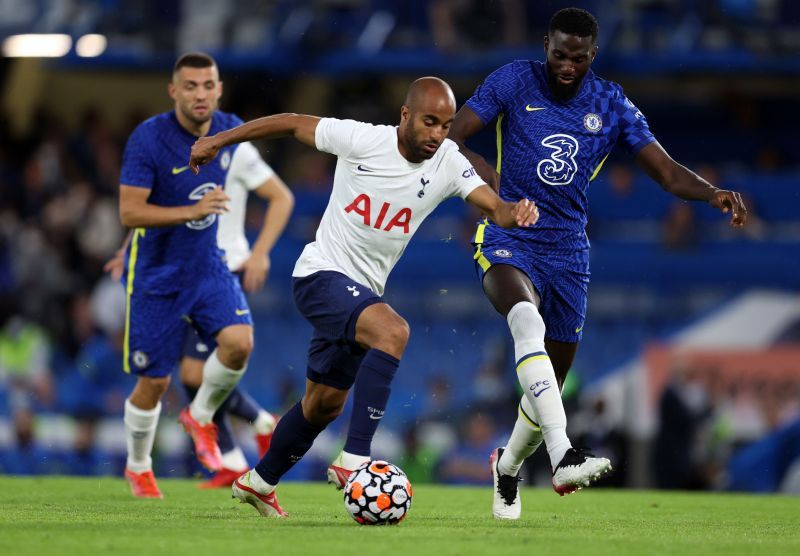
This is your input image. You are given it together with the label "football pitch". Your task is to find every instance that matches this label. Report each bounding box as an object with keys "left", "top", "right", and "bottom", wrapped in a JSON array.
[{"left": 1, "top": 477, "right": 798, "bottom": 556}]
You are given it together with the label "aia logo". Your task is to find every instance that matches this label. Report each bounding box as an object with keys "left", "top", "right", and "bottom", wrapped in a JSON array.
[{"left": 344, "top": 194, "right": 412, "bottom": 233}]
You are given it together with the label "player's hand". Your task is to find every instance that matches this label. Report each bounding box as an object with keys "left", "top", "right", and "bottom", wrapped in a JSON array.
[
  {"left": 709, "top": 189, "right": 747, "bottom": 227},
  {"left": 191, "top": 186, "right": 230, "bottom": 219},
  {"left": 240, "top": 252, "right": 271, "bottom": 293},
  {"left": 103, "top": 249, "right": 126, "bottom": 281},
  {"left": 190, "top": 136, "right": 221, "bottom": 174},
  {"left": 511, "top": 198, "right": 538, "bottom": 227}
]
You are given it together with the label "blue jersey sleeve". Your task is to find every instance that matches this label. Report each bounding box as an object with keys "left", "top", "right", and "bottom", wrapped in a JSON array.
[
  {"left": 615, "top": 94, "right": 656, "bottom": 156},
  {"left": 120, "top": 123, "right": 156, "bottom": 189},
  {"left": 465, "top": 62, "right": 517, "bottom": 124}
]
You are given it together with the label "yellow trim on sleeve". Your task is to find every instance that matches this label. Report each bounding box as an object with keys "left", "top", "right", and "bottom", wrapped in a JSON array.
[
  {"left": 589, "top": 153, "right": 610, "bottom": 182},
  {"left": 123, "top": 228, "right": 144, "bottom": 374},
  {"left": 495, "top": 113, "right": 504, "bottom": 174}
]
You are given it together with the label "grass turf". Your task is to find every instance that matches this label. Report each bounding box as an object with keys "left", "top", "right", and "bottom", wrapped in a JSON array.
[{"left": 1, "top": 476, "right": 798, "bottom": 556}]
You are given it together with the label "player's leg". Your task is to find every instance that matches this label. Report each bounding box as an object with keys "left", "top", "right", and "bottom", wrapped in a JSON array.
[
  {"left": 179, "top": 346, "right": 249, "bottom": 487},
  {"left": 329, "top": 302, "right": 408, "bottom": 488},
  {"left": 483, "top": 264, "right": 572, "bottom": 470},
  {"left": 544, "top": 338, "right": 579, "bottom": 389},
  {"left": 123, "top": 291, "right": 183, "bottom": 499},
  {"left": 180, "top": 273, "right": 254, "bottom": 471},
  {"left": 234, "top": 376, "right": 348, "bottom": 518}
]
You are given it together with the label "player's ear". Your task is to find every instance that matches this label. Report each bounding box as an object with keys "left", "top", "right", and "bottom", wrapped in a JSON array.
[
  {"left": 543, "top": 35, "right": 549, "bottom": 54},
  {"left": 400, "top": 105, "right": 409, "bottom": 122},
  {"left": 167, "top": 81, "right": 176, "bottom": 100},
  {"left": 591, "top": 45, "right": 598, "bottom": 62}
]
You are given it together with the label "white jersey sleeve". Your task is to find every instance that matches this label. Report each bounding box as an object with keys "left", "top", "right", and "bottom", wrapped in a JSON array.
[
  {"left": 315, "top": 118, "right": 375, "bottom": 158},
  {"left": 218, "top": 142, "right": 276, "bottom": 271},
  {"left": 443, "top": 148, "right": 486, "bottom": 200}
]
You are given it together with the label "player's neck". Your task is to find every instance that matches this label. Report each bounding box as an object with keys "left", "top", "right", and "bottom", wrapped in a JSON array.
[{"left": 174, "top": 109, "right": 212, "bottom": 137}]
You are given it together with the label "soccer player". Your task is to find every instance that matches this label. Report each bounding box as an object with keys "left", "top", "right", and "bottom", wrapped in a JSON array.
[
  {"left": 118, "top": 52, "right": 267, "bottom": 498},
  {"left": 448, "top": 8, "right": 747, "bottom": 519},
  {"left": 176, "top": 134, "right": 292, "bottom": 487},
  {"left": 189, "top": 76, "right": 539, "bottom": 517}
]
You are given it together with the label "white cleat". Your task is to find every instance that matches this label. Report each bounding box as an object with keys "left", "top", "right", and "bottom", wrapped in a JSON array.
[
  {"left": 490, "top": 447, "right": 522, "bottom": 520},
  {"left": 232, "top": 471, "right": 287, "bottom": 517},
  {"left": 551, "top": 448, "right": 612, "bottom": 496}
]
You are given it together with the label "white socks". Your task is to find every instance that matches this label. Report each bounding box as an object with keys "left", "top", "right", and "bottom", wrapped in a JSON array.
[
  {"left": 253, "top": 411, "right": 277, "bottom": 435},
  {"left": 190, "top": 349, "right": 245, "bottom": 424},
  {"left": 498, "top": 396, "right": 544, "bottom": 477},
  {"left": 124, "top": 398, "right": 161, "bottom": 473},
  {"left": 221, "top": 447, "right": 249, "bottom": 471},
  {"left": 248, "top": 468, "right": 276, "bottom": 494},
  {"left": 507, "top": 301, "right": 571, "bottom": 469},
  {"left": 337, "top": 451, "right": 371, "bottom": 471}
]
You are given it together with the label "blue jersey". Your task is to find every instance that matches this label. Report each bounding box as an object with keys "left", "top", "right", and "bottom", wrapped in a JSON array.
[
  {"left": 466, "top": 60, "right": 656, "bottom": 251},
  {"left": 119, "top": 111, "right": 244, "bottom": 294}
]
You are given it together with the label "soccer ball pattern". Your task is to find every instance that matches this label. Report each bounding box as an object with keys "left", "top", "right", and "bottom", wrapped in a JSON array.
[{"left": 343, "top": 460, "right": 412, "bottom": 525}]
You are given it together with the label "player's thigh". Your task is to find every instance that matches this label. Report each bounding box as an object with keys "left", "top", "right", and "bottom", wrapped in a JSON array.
[
  {"left": 190, "top": 272, "right": 253, "bottom": 347},
  {"left": 125, "top": 292, "right": 185, "bottom": 377},
  {"left": 482, "top": 264, "right": 540, "bottom": 317},
  {"left": 293, "top": 271, "right": 382, "bottom": 343}
]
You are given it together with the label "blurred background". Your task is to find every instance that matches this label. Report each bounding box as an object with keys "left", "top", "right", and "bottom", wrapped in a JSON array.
[{"left": 0, "top": 0, "right": 799, "bottom": 493}]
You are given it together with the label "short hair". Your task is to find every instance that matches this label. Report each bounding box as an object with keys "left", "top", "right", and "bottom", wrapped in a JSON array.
[
  {"left": 173, "top": 52, "right": 217, "bottom": 73},
  {"left": 548, "top": 8, "right": 599, "bottom": 42}
]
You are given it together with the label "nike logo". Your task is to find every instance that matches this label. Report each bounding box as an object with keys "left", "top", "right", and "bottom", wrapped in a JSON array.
[
  {"left": 369, "top": 414, "right": 383, "bottom": 420},
  {"left": 172, "top": 165, "right": 190, "bottom": 175},
  {"left": 575, "top": 326, "right": 583, "bottom": 333},
  {"left": 357, "top": 164, "right": 374, "bottom": 172},
  {"left": 235, "top": 309, "right": 250, "bottom": 316},
  {"left": 530, "top": 379, "right": 552, "bottom": 398},
  {"left": 525, "top": 105, "right": 546, "bottom": 112}
]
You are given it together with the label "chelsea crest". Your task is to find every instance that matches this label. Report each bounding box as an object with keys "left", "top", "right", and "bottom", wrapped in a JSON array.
[{"left": 583, "top": 113, "right": 602, "bottom": 133}]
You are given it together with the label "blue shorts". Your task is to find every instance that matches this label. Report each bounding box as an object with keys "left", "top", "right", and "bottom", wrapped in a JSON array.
[
  {"left": 180, "top": 272, "right": 243, "bottom": 360},
  {"left": 125, "top": 268, "right": 252, "bottom": 377},
  {"left": 292, "top": 271, "right": 383, "bottom": 390},
  {"left": 473, "top": 222, "right": 589, "bottom": 343}
]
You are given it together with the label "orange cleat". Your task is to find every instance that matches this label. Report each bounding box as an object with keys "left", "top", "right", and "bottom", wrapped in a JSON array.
[
  {"left": 178, "top": 407, "right": 223, "bottom": 472},
  {"left": 198, "top": 467, "right": 248, "bottom": 489},
  {"left": 125, "top": 468, "right": 163, "bottom": 499},
  {"left": 255, "top": 433, "right": 273, "bottom": 459}
]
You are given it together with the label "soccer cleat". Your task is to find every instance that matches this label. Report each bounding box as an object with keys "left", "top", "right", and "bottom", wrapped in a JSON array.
[
  {"left": 125, "top": 468, "right": 163, "bottom": 499},
  {"left": 232, "top": 471, "right": 287, "bottom": 517},
  {"left": 551, "top": 447, "right": 612, "bottom": 496},
  {"left": 255, "top": 433, "right": 273, "bottom": 459},
  {"left": 490, "top": 447, "right": 522, "bottom": 520},
  {"left": 198, "top": 467, "right": 249, "bottom": 489},
  {"left": 326, "top": 464, "right": 354, "bottom": 490},
  {"left": 178, "top": 407, "right": 223, "bottom": 472}
]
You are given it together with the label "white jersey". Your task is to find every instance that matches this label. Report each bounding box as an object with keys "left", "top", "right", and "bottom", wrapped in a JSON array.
[
  {"left": 292, "top": 118, "right": 485, "bottom": 295},
  {"left": 219, "top": 141, "right": 275, "bottom": 271}
]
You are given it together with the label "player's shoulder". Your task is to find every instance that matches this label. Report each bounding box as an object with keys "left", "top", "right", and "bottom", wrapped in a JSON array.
[
  {"left": 131, "top": 111, "right": 173, "bottom": 138},
  {"left": 586, "top": 71, "right": 626, "bottom": 101}
]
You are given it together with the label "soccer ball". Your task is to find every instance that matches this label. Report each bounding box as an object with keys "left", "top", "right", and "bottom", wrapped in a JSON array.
[{"left": 343, "top": 460, "right": 412, "bottom": 525}]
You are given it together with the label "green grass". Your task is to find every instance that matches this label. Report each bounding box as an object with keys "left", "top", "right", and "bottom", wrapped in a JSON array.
[{"left": 1, "top": 477, "right": 798, "bottom": 556}]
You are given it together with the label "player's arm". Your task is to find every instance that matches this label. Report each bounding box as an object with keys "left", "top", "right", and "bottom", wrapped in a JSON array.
[
  {"left": 119, "top": 184, "right": 230, "bottom": 228},
  {"left": 465, "top": 185, "right": 538, "bottom": 229},
  {"left": 190, "top": 114, "right": 321, "bottom": 173},
  {"left": 636, "top": 141, "right": 747, "bottom": 227},
  {"left": 449, "top": 106, "right": 500, "bottom": 191},
  {"left": 240, "top": 175, "right": 295, "bottom": 293}
]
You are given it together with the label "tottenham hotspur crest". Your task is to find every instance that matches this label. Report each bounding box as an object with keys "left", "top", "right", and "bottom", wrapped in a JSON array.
[{"left": 583, "top": 113, "right": 602, "bottom": 133}]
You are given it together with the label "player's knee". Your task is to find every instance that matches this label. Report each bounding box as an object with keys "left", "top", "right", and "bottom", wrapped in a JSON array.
[
  {"left": 218, "top": 333, "right": 253, "bottom": 369},
  {"left": 507, "top": 301, "right": 546, "bottom": 344},
  {"left": 377, "top": 317, "right": 410, "bottom": 355}
]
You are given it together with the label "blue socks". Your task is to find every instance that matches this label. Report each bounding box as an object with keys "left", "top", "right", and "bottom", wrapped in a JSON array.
[
  {"left": 255, "top": 401, "right": 324, "bottom": 485},
  {"left": 343, "top": 349, "right": 399, "bottom": 456},
  {"left": 222, "top": 388, "right": 261, "bottom": 423}
]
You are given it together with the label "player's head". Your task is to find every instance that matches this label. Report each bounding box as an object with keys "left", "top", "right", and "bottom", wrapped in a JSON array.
[
  {"left": 544, "top": 8, "right": 598, "bottom": 100},
  {"left": 398, "top": 77, "right": 457, "bottom": 163},
  {"left": 169, "top": 52, "right": 222, "bottom": 128}
]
